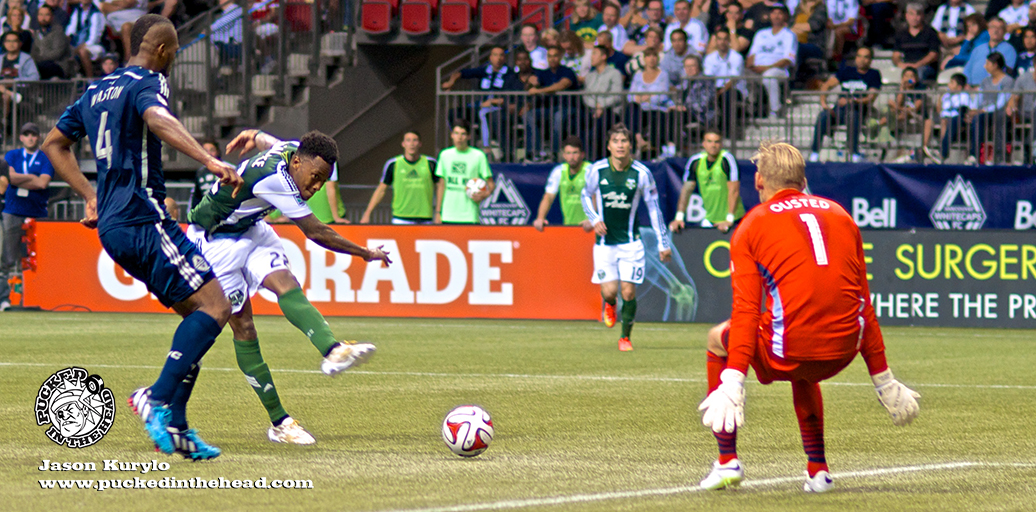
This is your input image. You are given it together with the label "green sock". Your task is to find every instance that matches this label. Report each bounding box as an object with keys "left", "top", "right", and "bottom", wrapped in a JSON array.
[
  {"left": 621, "top": 298, "right": 637, "bottom": 338},
  {"left": 278, "top": 287, "right": 338, "bottom": 356},
  {"left": 234, "top": 338, "right": 289, "bottom": 424}
]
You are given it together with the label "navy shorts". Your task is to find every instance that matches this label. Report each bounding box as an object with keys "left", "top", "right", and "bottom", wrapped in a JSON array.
[{"left": 99, "top": 218, "right": 216, "bottom": 308}]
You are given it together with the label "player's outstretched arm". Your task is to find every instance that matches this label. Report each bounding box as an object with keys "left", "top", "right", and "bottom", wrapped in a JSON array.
[
  {"left": 142, "top": 106, "right": 243, "bottom": 197},
  {"left": 293, "top": 214, "right": 392, "bottom": 265},
  {"left": 871, "top": 369, "right": 921, "bottom": 426},
  {"left": 226, "top": 129, "right": 281, "bottom": 156},
  {"left": 42, "top": 128, "right": 98, "bottom": 228}
]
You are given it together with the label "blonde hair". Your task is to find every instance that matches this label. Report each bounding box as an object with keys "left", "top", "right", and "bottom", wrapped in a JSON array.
[
  {"left": 570, "top": 0, "right": 599, "bottom": 23},
  {"left": 751, "top": 141, "right": 805, "bottom": 190}
]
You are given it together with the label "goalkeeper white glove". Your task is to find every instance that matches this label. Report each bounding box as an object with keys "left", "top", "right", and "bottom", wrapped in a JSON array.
[
  {"left": 872, "top": 369, "right": 921, "bottom": 426},
  {"left": 698, "top": 369, "right": 745, "bottom": 433}
]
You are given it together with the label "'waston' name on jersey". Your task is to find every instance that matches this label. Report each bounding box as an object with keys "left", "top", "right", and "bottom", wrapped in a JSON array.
[{"left": 90, "top": 85, "right": 124, "bottom": 107}]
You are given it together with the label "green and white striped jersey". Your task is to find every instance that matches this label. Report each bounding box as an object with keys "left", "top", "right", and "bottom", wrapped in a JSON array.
[
  {"left": 581, "top": 158, "right": 671, "bottom": 251},
  {"left": 188, "top": 141, "right": 312, "bottom": 238}
]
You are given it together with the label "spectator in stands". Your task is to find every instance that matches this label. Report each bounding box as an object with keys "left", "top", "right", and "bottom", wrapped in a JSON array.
[
  {"left": 791, "top": 0, "right": 828, "bottom": 82},
  {"left": 541, "top": 28, "right": 560, "bottom": 49},
  {"left": 30, "top": 0, "right": 66, "bottom": 31},
  {"left": 710, "top": 1, "right": 752, "bottom": 55},
  {"left": 662, "top": 28, "right": 693, "bottom": 87},
  {"left": 441, "top": 45, "right": 516, "bottom": 157},
  {"left": 626, "top": 47, "right": 673, "bottom": 157},
  {"left": 625, "top": 0, "right": 667, "bottom": 55},
  {"left": 1015, "top": 27, "right": 1036, "bottom": 73},
  {"left": 596, "top": 30, "right": 630, "bottom": 76},
  {"left": 30, "top": 5, "right": 72, "bottom": 79},
  {"left": 967, "top": 52, "right": 1013, "bottom": 164},
  {"left": 100, "top": 0, "right": 148, "bottom": 62},
  {"left": 510, "top": 47, "right": 535, "bottom": 88},
  {"left": 523, "top": 46, "right": 576, "bottom": 162},
  {"left": 965, "top": 18, "right": 1016, "bottom": 85},
  {"left": 582, "top": 45, "right": 624, "bottom": 154},
  {"left": 66, "top": 0, "right": 104, "bottom": 78},
  {"left": 98, "top": 51, "right": 117, "bottom": 75},
  {"left": 1000, "top": 0, "right": 1029, "bottom": 34},
  {"left": 1007, "top": 64, "right": 1036, "bottom": 163},
  {"left": 893, "top": 3, "right": 941, "bottom": 82},
  {"left": 744, "top": 0, "right": 781, "bottom": 32},
  {"left": 885, "top": 67, "right": 929, "bottom": 161},
  {"left": 520, "top": 23, "right": 548, "bottom": 70},
  {"left": 599, "top": 3, "right": 629, "bottom": 52},
  {"left": 211, "top": 0, "right": 242, "bottom": 67},
  {"left": 922, "top": 72, "right": 968, "bottom": 163},
  {"left": 747, "top": 4, "right": 797, "bottom": 119},
  {"left": 2, "top": 7, "right": 32, "bottom": 52},
  {"left": 808, "top": 46, "right": 882, "bottom": 162},
  {"left": 827, "top": 0, "right": 859, "bottom": 61},
  {"left": 560, "top": 30, "right": 592, "bottom": 79},
  {"left": 569, "top": 0, "right": 603, "bottom": 45},
  {"left": 150, "top": 0, "right": 186, "bottom": 28},
  {"left": 670, "top": 54, "right": 715, "bottom": 146},
  {"left": 620, "top": 0, "right": 650, "bottom": 30},
  {"left": 932, "top": 0, "right": 976, "bottom": 59},
  {"left": 943, "top": 13, "right": 985, "bottom": 69},
  {"left": 665, "top": 0, "right": 709, "bottom": 54},
  {"left": 862, "top": 0, "right": 896, "bottom": 48},
  {"left": 0, "top": 30, "right": 38, "bottom": 91},
  {"left": 626, "top": 26, "right": 664, "bottom": 75},
  {"left": 0, "top": 122, "right": 51, "bottom": 311},
  {"left": 361, "top": 131, "right": 438, "bottom": 225},
  {"left": 705, "top": 27, "right": 748, "bottom": 135}
]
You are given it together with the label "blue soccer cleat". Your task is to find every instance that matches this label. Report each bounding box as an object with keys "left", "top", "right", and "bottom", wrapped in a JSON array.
[
  {"left": 128, "top": 387, "right": 174, "bottom": 454},
  {"left": 170, "top": 428, "right": 222, "bottom": 460}
]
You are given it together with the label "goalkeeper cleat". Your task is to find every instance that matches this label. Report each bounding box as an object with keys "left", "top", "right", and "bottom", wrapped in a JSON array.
[
  {"left": 603, "top": 303, "right": 617, "bottom": 328},
  {"left": 321, "top": 341, "right": 376, "bottom": 376},
  {"left": 170, "top": 428, "right": 222, "bottom": 460},
  {"left": 803, "top": 470, "right": 834, "bottom": 493},
  {"left": 128, "top": 387, "right": 174, "bottom": 454},
  {"left": 618, "top": 337, "right": 632, "bottom": 352},
  {"left": 700, "top": 458, "right": 744, "bottom": 490},
  {"left": 268, "top": 417, "right": 316, "bottom": 445}
]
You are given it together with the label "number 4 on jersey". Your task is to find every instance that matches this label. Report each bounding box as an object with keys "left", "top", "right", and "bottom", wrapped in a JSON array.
[
  {"left": 799, "top": 213, "right": 829, "bottom": 266},
  {"left": 95, "top": 111, "right": 113, "bottom": 166}
]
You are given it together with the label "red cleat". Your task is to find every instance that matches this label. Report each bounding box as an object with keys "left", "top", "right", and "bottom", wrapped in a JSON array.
[
  {"left": 618, "top": 337, "right": 632, "bottom": 351},
  {"left": 603, "top": 303, "right": 617, "bottom": 328}
]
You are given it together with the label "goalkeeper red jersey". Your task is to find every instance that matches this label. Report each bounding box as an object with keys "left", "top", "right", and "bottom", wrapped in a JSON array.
[{"left": 725, "top": 189, "right": 887, "bottom": 374}]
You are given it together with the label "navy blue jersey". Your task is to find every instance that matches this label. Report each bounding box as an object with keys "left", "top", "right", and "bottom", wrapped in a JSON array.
[{"left": 55, "top": 66, "right": 171, "bottom": 234}]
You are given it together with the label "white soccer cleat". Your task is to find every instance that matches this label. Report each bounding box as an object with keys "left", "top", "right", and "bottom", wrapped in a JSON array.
[
  {"left": 321, "top": 341, "right": 376, "bottom": 376},
  {"left": 268, "top": 417, "right": 316, "bottom": 445},
  {"left": 699, "top": 458, "right": 744, "bottom": 490},
  {"left": 803, "top": 470, "right": 834, "bottom": 493}
]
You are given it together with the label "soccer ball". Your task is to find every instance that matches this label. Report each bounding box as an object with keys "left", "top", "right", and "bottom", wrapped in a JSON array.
[
  {"left": 465, "top": 178, "right": 486, "bottom": 200},
  {"left": 442, "top": 405, "right": 494, "bottom": 457}
]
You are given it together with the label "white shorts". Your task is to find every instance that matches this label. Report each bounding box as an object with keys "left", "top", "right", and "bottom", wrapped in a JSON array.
[
  {"left": 186, "top": 222, "right": 289, "bottom": 314},
  {"left": 592, "top": 240, "right": 646, "bottom": 284},
  {"left": 107, "top": 9, "right": 146, "bottom": 30},
  {"left": 78, "top": 43, "right": 104, "bottom": 61},
  {"left": 391, "top": 217, "right": 432, "bottom": 225}
]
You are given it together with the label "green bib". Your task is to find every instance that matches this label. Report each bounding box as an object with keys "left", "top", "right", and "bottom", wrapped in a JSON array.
[
  {"left": 558, "top": 162, "right": 589, "bottom": 225},
  {"left": 391, "top": 155, "right": 434, "bottom": 219},
  {"left": 695, "top": 151, "right": 744, "bottom": 225}
]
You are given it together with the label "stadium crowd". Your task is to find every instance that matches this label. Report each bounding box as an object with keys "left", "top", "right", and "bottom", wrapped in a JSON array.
[{"left": 441, "top": 0, "right": 1036, "bottom": 164}]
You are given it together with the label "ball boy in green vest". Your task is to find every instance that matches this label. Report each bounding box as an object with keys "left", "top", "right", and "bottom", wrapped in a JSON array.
[
  {"left": 533, "top": 136, "right": 593, "bottom": 232},
  {"left": 670, "top": 131, "right": 745, "bottom": 234},
  {"left": 360, "top": 131, "right": 439, "bottom": 224}
]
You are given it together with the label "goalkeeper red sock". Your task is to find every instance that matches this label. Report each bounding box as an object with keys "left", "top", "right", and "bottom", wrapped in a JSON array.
[
  {"left": 792, "top": 380, "right": 827, "bottom": 477},
  {"left": 707, "top": 351, "right": 737, "bottom": 463}
]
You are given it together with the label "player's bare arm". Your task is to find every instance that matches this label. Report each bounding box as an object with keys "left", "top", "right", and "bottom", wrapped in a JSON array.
[
  {"left": 7, "top": 169, "right": 52, "bottom": 190},
  {"left": 41, "top": 127, "right": 99, "bottom": 228},
  {"left": 226, "top": 129, "right": 282, "bottom": 156},
  {"left": 533, "top": 192, "right": 556, "bottom": 231},
  {"left": 142, "top": 106, "right": 243, "bottom": 197},
  {"left": 715, "top": 181, "right": 740, "bottom": 233},
  {"left": 670, "top": 180, "right": 696, "bottom": 233},
  {"left": 293, "top": 213, "right": 392, "bottom": 265},
  {"left": 361, "top": 183, "right": 389, "bottom": 224},
  {"left": 433, "top": 180, "right": 446, "bottom": 224}
]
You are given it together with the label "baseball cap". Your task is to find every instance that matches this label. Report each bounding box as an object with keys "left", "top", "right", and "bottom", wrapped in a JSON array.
[{"left": 20, "top": 122, "right": 39, "bottom": 135}]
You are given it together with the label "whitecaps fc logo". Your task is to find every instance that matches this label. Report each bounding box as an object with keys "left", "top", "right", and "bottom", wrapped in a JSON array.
[
  {"left": 35, "top": 367, "right": 115, "bottom": 448},
  {"left": 929, "top": 175, "right": 987, "bottom": 230}
]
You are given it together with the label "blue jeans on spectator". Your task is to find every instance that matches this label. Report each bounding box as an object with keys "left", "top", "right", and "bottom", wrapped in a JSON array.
[
  {"left": 811, "top": 105, "right": 863, "bottom": 155},
  {"left": 941, "top": 115, "right": 964, "bottom": 159},
  {"left": 864, "top": 2, "right": 895, "bottom": 48}
]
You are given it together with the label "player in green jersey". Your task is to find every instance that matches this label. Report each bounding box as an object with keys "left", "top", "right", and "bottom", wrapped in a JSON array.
[
  {"left": 533, "top": 136, "right": 593, "bottom": 232},
  {"left": 360, "top": 131, "right": 439, "bottom": 224},
  {"left": 190, "top": 129, "right": 391, "bottom": 445},
  {"left": 434, "top": 119, "right": 494, "bottom": 224},
  {"left": 581, "top": 123, "right": 672, "bottom": 352},
  {"left": 670, "top": 131, "right": 744, "bottom": 234}
]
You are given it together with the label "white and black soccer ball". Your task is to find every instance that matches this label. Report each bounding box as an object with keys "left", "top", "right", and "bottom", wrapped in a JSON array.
[
  {"left": 442, "top": 405, "right": 494, "bottom": 457},
  {"left": 465, "top": 178, "right": 486, "bottom": 200}
]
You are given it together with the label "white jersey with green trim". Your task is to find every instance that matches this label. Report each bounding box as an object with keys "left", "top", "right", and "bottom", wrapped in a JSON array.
[{"left": 580, "top": 158, "right": 671, "bottom": 252}]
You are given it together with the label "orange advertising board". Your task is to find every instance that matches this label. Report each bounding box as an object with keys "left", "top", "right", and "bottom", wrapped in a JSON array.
[{"left": 24, "top": 223, "right": 599, "bottom": 320}]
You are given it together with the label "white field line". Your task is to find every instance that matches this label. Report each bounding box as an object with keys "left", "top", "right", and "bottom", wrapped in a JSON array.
[
  {"left": 1, "top": 361, "right": 1035, "bottom": 390},
  {"left": 380, "top": 462, "right": 1036, "bottom": 512}
]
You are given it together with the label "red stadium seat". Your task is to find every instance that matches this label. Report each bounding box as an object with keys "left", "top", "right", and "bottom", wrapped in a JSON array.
[
  {"left": 400, "top": 0, "right": 433, "bottom": 35},
  {"left": 481, "top": 0, "right": 512, "bottom": 33},
  {"left": 361, "top": 0, "right": 393, "bottom": 34},
  {"left": 519, "top": 0, "right": 555, "bottom": 30},
  {"left": 440, "top": 0, "right": 473, "bottom": 34}
]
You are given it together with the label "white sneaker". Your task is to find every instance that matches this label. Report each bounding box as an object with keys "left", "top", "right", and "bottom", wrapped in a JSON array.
[
  {"left": 922, "top": 146, "right": 941, "bottom": 164},
  {"left": 803, "top": 470, "right": 834, "bottom": 493},
  {"left": 851, "top": 153, "right": 866, "bottom": 163},
  {"left": 700, "top": 458, "right": 744, "bottom": 490},
  {"left": 0, "top": 300, "right": 9, "bottom": 311},
  {"left": 268, "top": 417, "right": 316, "bottom": 445},
  {"left": 808, "top": 152, "right": 820, "bottom": 162},
  {"left": 965, "top": 155, "right": 978, "bottom": 165},
  {"left": 321, "top": 341, "right": 376, "bottom": 376}
]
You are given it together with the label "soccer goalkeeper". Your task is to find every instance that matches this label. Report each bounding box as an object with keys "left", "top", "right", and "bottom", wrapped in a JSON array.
[{"left": 697, "top": 141, "right": 920, "bottom": 492}]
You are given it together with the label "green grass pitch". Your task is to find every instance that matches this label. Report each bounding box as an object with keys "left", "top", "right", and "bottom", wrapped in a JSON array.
[{"left": 2, "top": 312, "right": 1035, "bottom": 511}]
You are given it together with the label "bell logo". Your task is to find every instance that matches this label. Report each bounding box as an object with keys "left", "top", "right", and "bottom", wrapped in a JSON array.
[
  {"left": 1015, "top": 201, "right": 1036, "bottom": 230},
  {"left": 929, "top": 175, "right": 987, "bottom": 230},
  {"left": 852, "top": 198, "right": 897, "bottom": 228}
]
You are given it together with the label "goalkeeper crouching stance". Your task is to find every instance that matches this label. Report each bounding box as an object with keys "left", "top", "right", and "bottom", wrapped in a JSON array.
[
  {"left": 697, "top": 141, "right": 920, "bottom": 492},
  {"left": 185, "top": 129, "right": 392, "bottom": 445}
]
